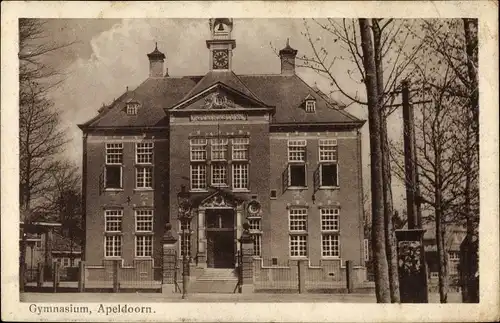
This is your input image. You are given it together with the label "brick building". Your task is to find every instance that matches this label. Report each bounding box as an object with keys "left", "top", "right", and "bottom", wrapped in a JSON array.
[{"left": 79, "top": 19, "right": 366, "bottom": 281}]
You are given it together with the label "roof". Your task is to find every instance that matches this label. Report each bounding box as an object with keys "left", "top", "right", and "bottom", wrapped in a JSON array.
[
  {"left": 423, "top": 223, "right": 467, "bottom": 252},
  {"left": 80, "top": 72, "right": 364, "bottom": 129},
  {"left": 52, "top": 232, "right": 82, "bottom": 253}
]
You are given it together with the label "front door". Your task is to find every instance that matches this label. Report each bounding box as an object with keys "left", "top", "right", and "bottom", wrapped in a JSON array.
[{"left": 205, "top": 208, "right": 235, "bottom": 268}]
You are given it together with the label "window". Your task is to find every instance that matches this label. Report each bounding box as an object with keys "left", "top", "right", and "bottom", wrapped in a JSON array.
[
  {"left": 248, "top": 219, "right": 261, "bottom": 231},
  {"left": 321, "top": 208, "right": 339, "bottom": 231},
  {"left": 319, "top": 139, "right": 338, "bottom": 187},
  {"left": 232, "top": 138, "right": 249, "bottom": 160},
  {"left": 190, "top": 139, "right": 207, "bottom": 161},
  {"left": 126, "top": 103, "right": 139, "bottom": 115},
  {"left": 288, "top": 140, "right": 306, "bottom": 162},
  {"left": 105, "top": 210, "right": 123, "bottom": 232},
  {"left": 289, "top": 208, "right": 307, "bottom": 232},
  {"left": 305, "top": 100, "right": 316, "bottom": 113},
  {"left": 363, "top": 239, "right": 369, "bottom": 261},
  {"left": 136, "top": 142, "right": 153, "bottom": 164},
  {"left": 290, "top": 235, "right": 307, "bottom": 257},
  {"left": 135, "top": 210, "right": 153, "bottom": 257},
  {"left": 105, "top": 235, "right": 122, "bottom": 257},
  {"left": 190, "top": 139, "right": 208, "bottom": 190},
  {"left": 105, "top": 143, "right": 123, "bottom": 189},
  {"left": 249, "top": 218, "right": 262, "bottom": 257},
  {"left": 321, "top": 208, "right": 340, "bottom": 258},
  {"left": 62, "top": 257, "right": 70, "bottom": 268},
  {"left": 252, "top": 235, "right": 262, "bottom": 257},
  {"left": 179, "top": 220, "right": 191, "bottom": 258},
  {"left": 270, "top": 189, "right": 277, "bottom": 199},
  {"left": 105, "top": 210, "right": 122, "bottom": 257},
  {"left": 135, "top": 210, "right": 153, "bottom": 232},
  {"left": 136, "top": 166, "right": 153, "bottom": 188},
  {"left": 232, "top": 163, "right": 248, "bottom": 190},
  {"left": 190, "top": 164, "right": 207, "bottom": 190},
  {"left": 136, "top": 236, "right": 153, "bottom": 257},
  {"left": 211, "top": 163, "right": 227, "bottom": 186},
  {"left": 211, "top": 138, "right": 228, "bottom": 161},
  {"left": 322, "top": 234, "right": 339, "bottom": 258},
  {"left": 287, "top": 140, "right": 307, "bottom": 188},
  {"left": 289, "top": 208, "right": 307, "bottom": 257}
]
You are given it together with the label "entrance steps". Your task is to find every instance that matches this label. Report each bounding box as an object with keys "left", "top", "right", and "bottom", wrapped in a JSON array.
[
  {"left": 189, "top": 268, "right": 239, "bottom": 293},
  {"left": 197, "top": 268, "right": 238, "bottom": 281}
]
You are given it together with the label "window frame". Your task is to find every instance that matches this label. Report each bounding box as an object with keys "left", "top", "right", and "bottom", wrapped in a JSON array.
[
  {"left": 289, "top": 235, "right": 308, "bottom": 257},
  {"left": 190, "top": 138, "right": 208, "bottom": 162},
  {"left": 287, "top": 140, "right": 307, "bottom": 188},
  {"left": 211, "top": 162, "right": 228, "bottom": 187},
  {"left": 318, "top": 139, "right": 339, "bottom": 189},
  {"left": 136, "top": 165, "right": 153, "bottom": 189},
  {"left": 305, "top": 100, "right": 316, "bottom": 113},
  {"left": 190, "top": 163, "right": 207, "bottom": 191},
  {"left": 104, "top": 209, "right": 123, "bottom": 258},
  {"left": 231, "top": 137, "right": 249, "bottom": 161},
  {"left": 211, "top": 138, "right": 229, "bottom": 161},
  {"left": 105, "top": 143, "right": 123, "bottom": 190},
  {"left": 178, "top": 220, "right": 192, "bottom": 258},
  {"left": 136, "top": 142, "right": 154, "bottom": 164},
  {"left": 321, "top": 207, "right": 340, "bottom": 258},
  {"left": 232, "top": 162, "right": 249, "bottom": 191}
]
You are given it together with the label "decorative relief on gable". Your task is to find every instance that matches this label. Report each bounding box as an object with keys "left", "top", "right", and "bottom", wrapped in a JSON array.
[
  {"left": 201, "top": 92, "right": 244, "bottom": 110},
  {"left": 191, "top": 114, "right": 247, "bottom": 122},
  {"left": 201, "top": 194, "right": 237, "bottom": 208}
]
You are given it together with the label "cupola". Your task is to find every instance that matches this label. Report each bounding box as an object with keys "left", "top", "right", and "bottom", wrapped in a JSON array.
[
  {"left": 147, "top": 43, "right": 166, "bottom": 77},
  {"left": 279, "top": 38, "right": 298, "bottom": 76}
]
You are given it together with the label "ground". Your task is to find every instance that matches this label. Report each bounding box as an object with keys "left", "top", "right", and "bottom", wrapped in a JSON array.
[{"left": 21, "top": 292, "right": 462, "bottom": 303}]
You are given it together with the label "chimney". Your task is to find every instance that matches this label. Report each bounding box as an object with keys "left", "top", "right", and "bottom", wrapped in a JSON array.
[
  {"left": 279, "top": 38, "right": 298, "bottom": 76},
  {"left": 147, "top": 42, "right": 166, "bottom": 77}
]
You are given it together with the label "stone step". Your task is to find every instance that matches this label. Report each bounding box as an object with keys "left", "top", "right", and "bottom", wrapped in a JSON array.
[{"left": 188, "top": 280, "right": 239, "bottom": 293}]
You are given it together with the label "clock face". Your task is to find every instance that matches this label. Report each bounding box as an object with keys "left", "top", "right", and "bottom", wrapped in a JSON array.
[{"left": 213, "top": 50, "right": 229, "bottom": 69}]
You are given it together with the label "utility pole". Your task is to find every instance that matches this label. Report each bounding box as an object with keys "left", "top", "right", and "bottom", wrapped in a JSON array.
[{"left": 395, "top": 79, "right": 428, "bottom": 303}]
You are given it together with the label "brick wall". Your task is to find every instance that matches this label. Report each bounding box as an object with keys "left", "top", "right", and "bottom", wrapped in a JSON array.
[
  {"left": 84, "top": 130, "right": 169, "bottom": 267},
  {"left": 268, "top": 130, "right": 364, "bottom": 266}
]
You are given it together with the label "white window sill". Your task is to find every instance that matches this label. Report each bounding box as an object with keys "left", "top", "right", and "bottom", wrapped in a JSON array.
[
  {"left": 321, "top": 256, "right": 341, "bottom": 260},
  {"left": 289, "top": 256, "right": 308, "bottom": 259},
  {"left": 134, "top": 257, "right": 153, "bottom": 260},
  {"left": 134, "top": 188, "right": 154, "bottom": 192},
  {"left": 211, "top": 184, "right": 229, "bottom": 188},
  {"left": 104, "top": 257, "right": 122, "bottom": 260},
  {"left": 319, "top": 186, "right": 340, "bottom": 190},
  {"left": 232, "top": 188, "right": 250, "bottom": 193},
  {"left": 104, "top": 188, "right": 124, "bottom": 192},
  {"left": 190, "top": 189, "right": 209, "bottom": 193},
  {"left": 287, "top": 186, "right": 308, "bottom": 190}
]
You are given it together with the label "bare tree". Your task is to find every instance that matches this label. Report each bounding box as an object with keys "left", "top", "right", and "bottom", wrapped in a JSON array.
[
  {"left": 298, "top": 18, "right": 425, "bottom": 302},
  {"left": 18, "top": 18, "right": 75, "bottom": 289},
  {"left": 391, "top": 18, "right": 480, "bottom": 302}
]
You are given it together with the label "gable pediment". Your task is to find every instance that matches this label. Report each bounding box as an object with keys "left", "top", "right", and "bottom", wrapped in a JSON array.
[
  {"left": 197, "top": 189, "right": 245, "bottom": 208},
  {"left": 169, "top": 83, "right": 273, "bottom": 112}
]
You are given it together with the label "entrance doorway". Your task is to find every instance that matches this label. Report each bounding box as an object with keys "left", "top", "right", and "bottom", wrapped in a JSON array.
[{"left": 205, "top": 208, "right": 235, "bottom": 268}]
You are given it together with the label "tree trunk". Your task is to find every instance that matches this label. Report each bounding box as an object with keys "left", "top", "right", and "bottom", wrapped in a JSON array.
[
  {"left": 373, "top": 19, "right": 400, "bottom": 303},
  {"left": 435, "top": 163, "right": 448, "bottom": 303},
  {"left": 462, "top": 17, "right": 479, "bottom": 303},
  {"left": 359, "top": 18, "right": 391, "bottom": 303}
]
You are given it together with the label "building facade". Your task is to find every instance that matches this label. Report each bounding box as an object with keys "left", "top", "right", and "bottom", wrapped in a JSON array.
[{"left": 79, "top": 19, "right": 365, "bottom": 279}]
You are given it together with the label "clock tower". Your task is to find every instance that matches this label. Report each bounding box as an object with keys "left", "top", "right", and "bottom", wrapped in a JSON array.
[{"left": 206, "top": 18, "right": 236, "bottom": 71}]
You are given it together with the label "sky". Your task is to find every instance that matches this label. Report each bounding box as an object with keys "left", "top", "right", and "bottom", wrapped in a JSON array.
[{"left": 40, "top": 18, "right": 408, "bottom": 210}]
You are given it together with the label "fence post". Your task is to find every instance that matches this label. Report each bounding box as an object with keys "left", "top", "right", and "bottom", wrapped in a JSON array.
[
  {"left": 53, "top": 262, "right": 60, "bottom": 293},
  {"left": 298, "top": 260, "right": 306, "bottom": 294},
  {"left": 37, "top": 262, "right": 44, "bottom": 288},
  {"left": 113, "top": 259, "right": 120, "bottom": 293},
  {"left": 346, "top": 260, "right": 354, "bottom": 293},
  {"left": 78, "top": 261, "right": 85, "bottom": 292}
]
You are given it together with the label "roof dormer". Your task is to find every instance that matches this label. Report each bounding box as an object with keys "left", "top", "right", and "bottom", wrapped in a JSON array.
[
  {"left": 126, "top": 99, "right": 140, "bottom": 116},
  {"left": 303, "top": 94, "right": 316, "bottom": 113}
]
